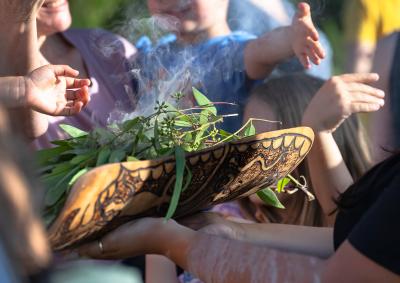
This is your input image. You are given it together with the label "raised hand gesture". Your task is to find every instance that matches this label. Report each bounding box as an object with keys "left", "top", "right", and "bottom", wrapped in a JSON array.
[
  {"left": 25, "top": 65, "right": 90, "bottom": 116},
  {"left": 302, "top": 73, "right": 385, "bottom": 133},
  {"left": 290, "top": 2, "right": 325, "bottom": 69}
]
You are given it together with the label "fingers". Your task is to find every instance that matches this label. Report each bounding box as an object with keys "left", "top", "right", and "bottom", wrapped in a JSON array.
[
  {"left": 349, "top": 92, "right": 385, "bottom": 106},
  {"left": 296, "top": 2, "right": 318, "bottom": 41},
  {"left": 65, "top": 77, "right": 91, "bottom": 89},
  {"left": 49, "top": 64, "right": 80, "bottom": 77},
  {"left": 298, "top": 53, "right": 311, "bottom": 69},
  {"left": 350, "top": 102, "right": 382, "bottom": 113},
  {"left": 66, "top": 86, "right": 90, "bottom": 105},
  {"left": 297, "top": 2, "right": 311, "bottom": 19},
  {"left": 48, "top": 64, "right": 91, "bottom": 88},
  {"left": 307, "top": 38, "right": 325, "bottom": 59},
  {"left": 347, "top": 82, "right": 385, "bottom": 99},
  {"left": 338, "top": 73, "right": 380, "bottom": 84},
  {"left": 78, "top": 240, "right": 110, "bottom": 259}
]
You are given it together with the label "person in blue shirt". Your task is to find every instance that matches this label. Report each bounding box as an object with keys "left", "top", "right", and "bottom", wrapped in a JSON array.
[{"left": 133, "top": 0, "right": 325, "bottom": 133}]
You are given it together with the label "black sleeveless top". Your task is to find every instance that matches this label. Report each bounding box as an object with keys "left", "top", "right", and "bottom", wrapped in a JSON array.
[
  {"left": 334, "top": 153, "right": 400, "bottom": 275},
  {"left": 389, "top": 33, "right": 400, "bottom": 147}
]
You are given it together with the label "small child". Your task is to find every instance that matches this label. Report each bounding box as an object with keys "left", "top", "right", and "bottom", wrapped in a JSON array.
[{"left": 134, "top": 0, "right": 325, "bottom": 132}]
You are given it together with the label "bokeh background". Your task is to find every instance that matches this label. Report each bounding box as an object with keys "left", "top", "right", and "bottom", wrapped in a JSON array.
[{"left": 69, "top": 0, "right": 346, "bottom": 73}]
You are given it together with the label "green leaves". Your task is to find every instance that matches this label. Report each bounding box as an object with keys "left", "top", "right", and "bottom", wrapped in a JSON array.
[
  {"left": 277, "top": 177, "right": 290, "bottom": 193},
  {"left": 257, "top": 188, "right": 285, "bottom": 209},
  {"left": 38, "top": 88, "right": 297, "bottom": 225},
  {"left": 192, "top": 87, "right": 217, "bottom": 115},
  {"left": 165, "top": 146, "right": 186, "bottom": 220},
  {"left": 59, "top": 124, "right": 88, "bottom": 138},
  {"left": 244, "top": 121, "right": 256, "bottom": 137}
]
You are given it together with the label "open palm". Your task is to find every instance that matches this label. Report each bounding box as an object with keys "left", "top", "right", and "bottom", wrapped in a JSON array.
[{"left": 25, "top": 65, "right": 90, "bottom": 116}]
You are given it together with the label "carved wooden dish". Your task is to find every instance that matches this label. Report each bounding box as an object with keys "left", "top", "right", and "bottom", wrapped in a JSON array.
[{"left": 48, "top": 127, "right": 314, "bottom": 250}]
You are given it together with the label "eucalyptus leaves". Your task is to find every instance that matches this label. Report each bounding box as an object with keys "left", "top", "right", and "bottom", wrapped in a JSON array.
[{"left": 38, "top": 88, "right": 304, "bottom": 225}]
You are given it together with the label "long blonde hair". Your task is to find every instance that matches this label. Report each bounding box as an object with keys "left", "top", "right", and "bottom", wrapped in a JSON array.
[{"left": 241, "top": 73, "right": 372, "bottom": 226}]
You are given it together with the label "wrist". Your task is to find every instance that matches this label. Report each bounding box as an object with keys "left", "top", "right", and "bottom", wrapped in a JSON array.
[
  {"left": 160, "top": 220, "right": 196, "bottom": 266},
  {"left": 301, "top": 113, "right": 330, "bottom": 134}
]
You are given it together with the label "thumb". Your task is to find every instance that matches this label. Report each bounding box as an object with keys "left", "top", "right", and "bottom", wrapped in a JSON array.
[{"left": 297, "top": 2, "right": 311, "bottom": 18}]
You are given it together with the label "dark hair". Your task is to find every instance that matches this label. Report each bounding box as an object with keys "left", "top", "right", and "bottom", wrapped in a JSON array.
[{"left": 242, "top": 73, "right": 372, "bottom": 226}]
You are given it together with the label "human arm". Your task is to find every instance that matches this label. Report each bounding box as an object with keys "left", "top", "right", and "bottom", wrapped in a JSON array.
[
  {"left": 0, "top": 0, "right": 49, "bottom": 139},
  {"left": 146, "top": 255, "right": 179, "bottom": 283},
  {"left": 0, "top": 65, "right": 90, "bottom": 116},
  {"left": 302, "top": 73, "right": 384, "bottom": 214},
  {"left": 244, "top": 2, "right": 325, "bottom": 80},
  {"left": 79, "top": 217, "right": 399, "bottom": 283}
]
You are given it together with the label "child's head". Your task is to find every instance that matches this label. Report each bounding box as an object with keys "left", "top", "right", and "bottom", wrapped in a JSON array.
[
  {"left": 147, "top": 0, "right": 229, "bottom": 37},
  {"left": 242, "top": 73, "right": 372, "bottom": 226}
]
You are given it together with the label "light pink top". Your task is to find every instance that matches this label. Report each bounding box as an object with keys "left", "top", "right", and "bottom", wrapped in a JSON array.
[{"left": 33, "top": 28, "right": 137, "bottom": 149}]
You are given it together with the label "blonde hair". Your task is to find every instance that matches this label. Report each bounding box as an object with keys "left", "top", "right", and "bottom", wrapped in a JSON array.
[{"left": 241, "top": 73, "right": 372, "bottom": 226}]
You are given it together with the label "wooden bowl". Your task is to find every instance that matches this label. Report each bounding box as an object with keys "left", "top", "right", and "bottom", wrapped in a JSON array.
[{"left": 48, "top": 127, "right": 314, "bottom": 250}]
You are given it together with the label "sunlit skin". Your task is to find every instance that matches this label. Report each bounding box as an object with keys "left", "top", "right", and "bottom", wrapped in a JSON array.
[
  {"left": 36, "top": 0, "right": 71, "bottom": 38},
  {"left": 36, "top": 0, "right": 90, "bottom": 79},
  {"left": 147, "top": 0, "right": 230, "bottom": 43},
  {"left": 77, "top": 74, "right": 395, "bottom": 283},
  {"left": 0, "top": 65, "right": 90, "bottom": 116}
]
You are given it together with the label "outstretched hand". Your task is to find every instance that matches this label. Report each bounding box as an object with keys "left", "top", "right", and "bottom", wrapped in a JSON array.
[
  {"left": 291, "top": 2, "right": 325, "bottom": 69},
  {"left": 302, "top": 73, "right": 385, "bottom": 133},
  {"left": 25, "top": 65, "right": 91, "bottom": 116}
]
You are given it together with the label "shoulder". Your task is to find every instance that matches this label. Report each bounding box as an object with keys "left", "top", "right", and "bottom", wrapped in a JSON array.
[{"left": 65, "top": 28, "right": 137, "bottom": 60}]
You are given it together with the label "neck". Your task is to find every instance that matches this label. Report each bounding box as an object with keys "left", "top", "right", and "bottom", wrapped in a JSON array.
[{"left": 179, "top": 22, "right": 231, "bottom": 44}]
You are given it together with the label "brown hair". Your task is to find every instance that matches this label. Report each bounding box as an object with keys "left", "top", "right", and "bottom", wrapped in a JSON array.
[{"left": 241, "top": 73, "right": 372, "bottom": 227}]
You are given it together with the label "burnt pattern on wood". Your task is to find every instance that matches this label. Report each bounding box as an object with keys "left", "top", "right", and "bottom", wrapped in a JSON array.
[{"left": 49, "top": 130, "right": 313, "bottom": 250}]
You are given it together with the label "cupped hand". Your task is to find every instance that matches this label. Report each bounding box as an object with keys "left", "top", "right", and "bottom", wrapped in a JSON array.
[
  {"left": 25, "top": 64, "right": 91, "bottom": 116},
  {"left": 78, "top": 218, "right": 178, "bottom": 260},
  {"left": 291, "top": 2, "right": 325, "bottom": 69},
  {"left": 302, "top": 73, "right": 385, "bottom": 133}
]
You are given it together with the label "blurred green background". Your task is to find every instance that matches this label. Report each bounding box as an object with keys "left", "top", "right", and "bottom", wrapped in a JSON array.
[{"left": 69, "top": 0, "right": 346, "bottom": 73}]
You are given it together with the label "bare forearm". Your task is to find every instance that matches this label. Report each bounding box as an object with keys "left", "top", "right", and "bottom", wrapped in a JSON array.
[
  {"left": 0, "top": 17, "right": 48, "bottom": 139},
  {"left": 0, "top": 76, "right": 27, "bottom": 107},
  {"left": 305, "top": 132, "right": 354, "bottom": 214},
  {"left": 186, "top": 233, "right": 324, "bottom": 283},
  {"left": 244, "top": 26, "right": 293, "bottom": 80},
  {"left": 235, "top": 223, "right": 334, "bottom": 259}
]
